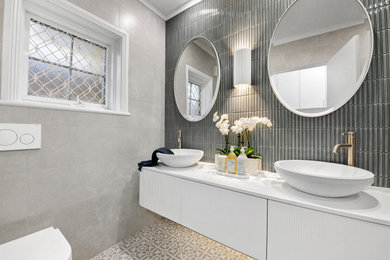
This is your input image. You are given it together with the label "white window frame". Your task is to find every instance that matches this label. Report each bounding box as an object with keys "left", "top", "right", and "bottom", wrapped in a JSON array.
[
  {"left": 1, "top": 0, "right": 130, "bottom": 115},
  {"left": 185, "top": 65, "right": 213, "bottom": 120}
]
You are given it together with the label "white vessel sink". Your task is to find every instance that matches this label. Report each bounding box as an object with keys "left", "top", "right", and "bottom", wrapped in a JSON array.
[
  {"left": 274, "top": 160, "right": 374, "bottom": 197},
  {"left": 157, "top": 149, "right": 204, "bottom": 168}
]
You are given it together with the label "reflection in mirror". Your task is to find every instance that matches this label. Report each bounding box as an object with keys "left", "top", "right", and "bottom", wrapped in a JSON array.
[
  {"left": 268, "top": 0, "right": 373, "bottom": 117},
  {"left": 174, "top": 37, "right": 220, "bottom": 122}
]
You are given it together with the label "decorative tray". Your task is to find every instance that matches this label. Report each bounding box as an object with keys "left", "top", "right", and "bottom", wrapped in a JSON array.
[{"left": 216, "top": 170, "right": 250, "bottom": 179}]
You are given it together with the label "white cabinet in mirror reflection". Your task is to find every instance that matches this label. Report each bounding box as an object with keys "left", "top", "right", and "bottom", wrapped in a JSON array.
[
  {"left": 268, "top": 0, "right": 373, "bottom": 117},
  {"left": 272, "top": 35, "right": 360, "bottom": 113},
  {"left": 327, "top": 35, "right": 360, "bottom": 109},
  {"left": 272, "top": 66, "right": 327, "bottom": 110}
]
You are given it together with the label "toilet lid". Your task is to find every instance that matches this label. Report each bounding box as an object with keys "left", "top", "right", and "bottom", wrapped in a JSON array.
[{"left": 0, "top": 227, "right": 72, "bottom": 260}]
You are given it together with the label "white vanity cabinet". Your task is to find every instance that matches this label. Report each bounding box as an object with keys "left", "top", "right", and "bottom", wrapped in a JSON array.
[
  {"left": 267, "top": 201, "right": 390, "bottom": 260},
  {"left": 181, "top": 180, "right": 267, "bottom": 259},
  {"left": 140, "top": 169, "right": 183, "bottom": 223},
  {"left": 140, "top": 168, "right": 267, "bottom": 259},
  {"left": 140, "top": 164, "right": 390, "bottom": 260}
]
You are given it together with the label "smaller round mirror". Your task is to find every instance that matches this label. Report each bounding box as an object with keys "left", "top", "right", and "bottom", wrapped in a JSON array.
[
  {"left": 174, "top": 37, "right": 220, "bottom": 122},
  {"left": 268, "top": 0, "right": 373, "bottom": 117}
]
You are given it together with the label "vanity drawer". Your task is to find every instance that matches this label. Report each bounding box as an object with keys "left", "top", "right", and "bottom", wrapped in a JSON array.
[
  {"left": 140, "top": 170, "right": 182, "bottom": 223},
  {"left": 267, "top": 200, "right": 390, "bottom": 260},
  {"left": 181, "top": 180, "right": 267, "bottom": 260}
]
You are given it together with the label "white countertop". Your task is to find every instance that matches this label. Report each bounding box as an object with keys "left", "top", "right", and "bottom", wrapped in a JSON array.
[{"left": 143, "top": 162, "right": 390, "bottom": 227}]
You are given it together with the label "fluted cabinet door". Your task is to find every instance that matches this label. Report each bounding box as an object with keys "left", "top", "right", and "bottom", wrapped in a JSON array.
[
  {"left": 267, "top": 200, "right": 390, "bottom": 260},
  {"left": 140, "top": 169, "right": 182, "bottom": 223},
  {"left": 181, "top": 181, "right": 267, "bottom": 260}
]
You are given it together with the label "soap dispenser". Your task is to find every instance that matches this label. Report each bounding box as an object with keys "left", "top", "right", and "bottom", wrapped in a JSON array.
[
  {"left": 237, "top": 147, "right": 247, "bottom": 176},
  {"left": 226, "top": 146, "right": 237, "bottom": 175}
]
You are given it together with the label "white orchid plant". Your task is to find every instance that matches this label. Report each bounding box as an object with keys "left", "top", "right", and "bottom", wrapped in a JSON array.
[
  {"left": 231, "top": 116, "right": 272, "bottom": 158},
  {"left": 213, "top": 112, "right": 230, "bottom": 155}
]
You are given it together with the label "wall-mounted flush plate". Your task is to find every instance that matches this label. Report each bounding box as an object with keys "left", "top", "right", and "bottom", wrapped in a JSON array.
[{"left": 0, "top": 124, "right": 41, "bottom": 151}]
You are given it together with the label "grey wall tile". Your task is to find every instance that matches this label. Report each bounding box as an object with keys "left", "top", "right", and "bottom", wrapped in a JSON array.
[
  {"left": 0, "top": 219, "right": 28, "bottom": 244},
  {"left": 165, "top": 0, "right": 390, "bottom": 188},
  {"left": 0, "top": 174, "right": 28, "bottom": 225},
  {"left": 0, "top": 0, "right": 165, "bottom": 259}
]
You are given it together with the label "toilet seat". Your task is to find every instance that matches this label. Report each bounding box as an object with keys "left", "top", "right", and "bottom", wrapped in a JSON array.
[{"left": 0, "top": 227, "right": 72, "bottom": 260}]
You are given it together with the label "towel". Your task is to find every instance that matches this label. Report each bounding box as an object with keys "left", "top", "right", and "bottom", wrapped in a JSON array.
[{"left": 138, "top": 147, "right": 174, "bottom": 171}]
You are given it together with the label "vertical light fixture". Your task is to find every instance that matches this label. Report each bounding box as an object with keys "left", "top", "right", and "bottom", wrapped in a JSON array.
[{"left": 234, "top": 48, "right": 251, "bottom": 88}]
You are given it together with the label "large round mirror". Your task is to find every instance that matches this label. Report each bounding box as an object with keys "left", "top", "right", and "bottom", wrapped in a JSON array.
[
  {"left": 174, "top": 37, "right": 220, "bottom": 122},
  {"left": 268, "top": 0, "right": 373, "bottom": 117}
]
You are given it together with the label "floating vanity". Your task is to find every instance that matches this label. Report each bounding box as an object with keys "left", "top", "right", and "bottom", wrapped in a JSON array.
[{"left": 140, "top": 162, "right": 390, "bottom": 260}]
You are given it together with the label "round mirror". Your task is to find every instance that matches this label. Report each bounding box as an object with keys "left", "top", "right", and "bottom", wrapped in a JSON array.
[
  {"left": 268, "top": 0, "right": 373, "bottom": 117},
  {"left": 174, "top": 37, "right": 220, "bottom": 122}
]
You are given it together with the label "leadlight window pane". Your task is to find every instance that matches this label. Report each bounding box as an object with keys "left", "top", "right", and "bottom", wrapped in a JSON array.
[
  {"left": 188, "top": 82, "right": 201, "bottom": 116},
  {"left": 28, "top": 60, "right": 70, "bottom": 99},
  {"left": 189, "top": 99, "right": 200, "bottom": 116},
  {"left": 70, "top": 71, "right": 105, "bottom": 104},
  {"left": 72, "top": 38, "right": 106, "bottom": 75},
  {"left": 27, "top": 19, "right": 107, "bottom": 105},
  {"left": 29, "top": 19, "right": 72, "bottom": 66}
]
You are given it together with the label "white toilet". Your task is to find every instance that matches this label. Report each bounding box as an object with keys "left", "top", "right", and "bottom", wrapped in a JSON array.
[{"left": 0, "top": 227, "right": 72, "bottom": 260}]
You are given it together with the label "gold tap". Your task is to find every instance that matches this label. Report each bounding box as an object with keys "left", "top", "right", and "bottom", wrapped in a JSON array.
[
  {"left": 178, "top": 130, "right": 182, "bottom": 149},
  {"left": 332, "top": 132, "right": 356, "bottom": 166}
]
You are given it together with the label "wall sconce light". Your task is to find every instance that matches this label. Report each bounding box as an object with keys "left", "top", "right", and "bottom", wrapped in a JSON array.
[{"left": 234, "top": 48, "right": 251, "bottom": 88}]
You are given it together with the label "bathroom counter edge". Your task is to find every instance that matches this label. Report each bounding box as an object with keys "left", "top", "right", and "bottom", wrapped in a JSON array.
[{"left": 141, "top": 162, "right": 390, "bottom": 227}]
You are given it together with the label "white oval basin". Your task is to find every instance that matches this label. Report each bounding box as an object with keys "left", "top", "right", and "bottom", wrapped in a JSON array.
[
  {"left": 157, "top": 149, "right": 204, "bottom": 168},
  {"left": 274, "top": 160, "right": 374, "bottom": 197}
]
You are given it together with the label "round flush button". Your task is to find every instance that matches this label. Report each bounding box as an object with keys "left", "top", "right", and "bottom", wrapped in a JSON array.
[
  {"left": 0, "top": 129, "right": 18, "bottom": 146},
  {"left": 20, "top": 134, "right": 35, "bottom": 145}
]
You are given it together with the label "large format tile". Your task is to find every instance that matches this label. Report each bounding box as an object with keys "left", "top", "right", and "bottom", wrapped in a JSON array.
[
  {"left": 0, "top": 152, "right": 28, "bottom": 176},
  {"left": 0, "top": 219, "right": 28, "bottom": 244},
  {"left": 0, "top": 174, "right": 28, "bottom": 225}
]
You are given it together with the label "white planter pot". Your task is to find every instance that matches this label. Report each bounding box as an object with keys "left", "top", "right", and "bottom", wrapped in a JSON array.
[
  {"left": 215, "top": 154, "right": 227, "bottom": 172},
  {"left": 246, "top": 158, "right": 262, "bottom": 175}
]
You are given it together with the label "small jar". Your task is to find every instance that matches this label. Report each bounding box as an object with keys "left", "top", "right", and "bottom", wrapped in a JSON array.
[
  {"left": 247, "top": 157, "right": 262, "bottom": 175},
  {"left": 215, "top": 154, "right": 227, "bottom": 172}
]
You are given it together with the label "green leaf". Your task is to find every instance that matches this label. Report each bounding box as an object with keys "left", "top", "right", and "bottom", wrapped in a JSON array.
[
  {"left": 234, "top": 147, "right": 241, "bottom": 156},
  {"left": 216, "top": 148, "right": 229, "bottom": 155},
  {"left": 245, "top": 147, "right": 255, "bottom": 157},
  {"left": 255, "top": 153, "right": 262, "bottom": 159},
  {"left": 216, "top": 148, "right": 225, "bottom": 155},
  {"left": 244, "top": 146, "right": 262, "bottom": 158}
]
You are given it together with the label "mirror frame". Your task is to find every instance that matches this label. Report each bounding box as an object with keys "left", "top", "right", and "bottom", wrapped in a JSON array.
[
  {"left": 174, "top": 36, "right": 221, "bottom": 122},
  {"left": 267, "top": 0, "right": 374, "bottom": 117}
]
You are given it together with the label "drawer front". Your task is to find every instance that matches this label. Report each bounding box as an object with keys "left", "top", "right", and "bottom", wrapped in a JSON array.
[
  {"left": 268, "top": 200, "right": 390, "bottom": 260},
  {"left": 181, "top": 180, "right": 267, "bottom": 260},
  {"left": 140, "top": 170, "right": 181, "bottom": 223}
]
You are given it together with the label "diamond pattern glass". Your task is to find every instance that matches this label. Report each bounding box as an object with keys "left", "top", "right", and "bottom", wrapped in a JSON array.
[
  {"left": 189, "top": 100, "right": 200, "bottom": 116},
  {"left": 72, "top": 38, "right": 106, "bottom": 75},
  {"left": 190, "top": 83, "right": 200, "bottom": 100},
  {"left": 28, "top": 19, "right": 106, "bottom": 104},
  {"left": 188, "top": 82, "right": 201, "bottom": 116},
  {"left": 29, "top": 20, "right": 72, "bottom": 66},
  {"left": 28, "top": 60, "right": 70, "bottom": 99},
  {"left": 70, "top": 71, "right": 105, "bottom": 104}
]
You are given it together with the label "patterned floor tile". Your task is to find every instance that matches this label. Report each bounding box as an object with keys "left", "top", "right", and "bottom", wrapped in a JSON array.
[{"left": 91, "top": 218, "right": 254, "bottom": 260}]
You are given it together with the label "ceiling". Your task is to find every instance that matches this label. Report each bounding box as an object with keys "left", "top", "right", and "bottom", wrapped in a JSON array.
[{"left": 139, "top": 0, "right": 202, "bottom": 21}]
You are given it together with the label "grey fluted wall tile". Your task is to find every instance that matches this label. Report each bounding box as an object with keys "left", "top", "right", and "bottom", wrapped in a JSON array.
[{"left": 165, "top": 0, "right": 390, "bottom": 188}]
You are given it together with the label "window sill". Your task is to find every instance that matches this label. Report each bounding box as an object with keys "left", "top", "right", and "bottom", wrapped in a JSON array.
[{"left": 0, "top": 100, "right": 131, "bottom": 116}]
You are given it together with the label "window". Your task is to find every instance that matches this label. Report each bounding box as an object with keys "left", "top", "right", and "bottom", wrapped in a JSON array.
[
  {"left": 1, "top": 0, "right": 129, "bottom": 115},
  {"left": 188, "top": 82, "right": 201, "bottom": 116},
  {"left": 28, "top": 19, "right": 107, "bottom": 105},
  {"left": 185, "top": 65, "right": 213, "bottom": 119}
]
